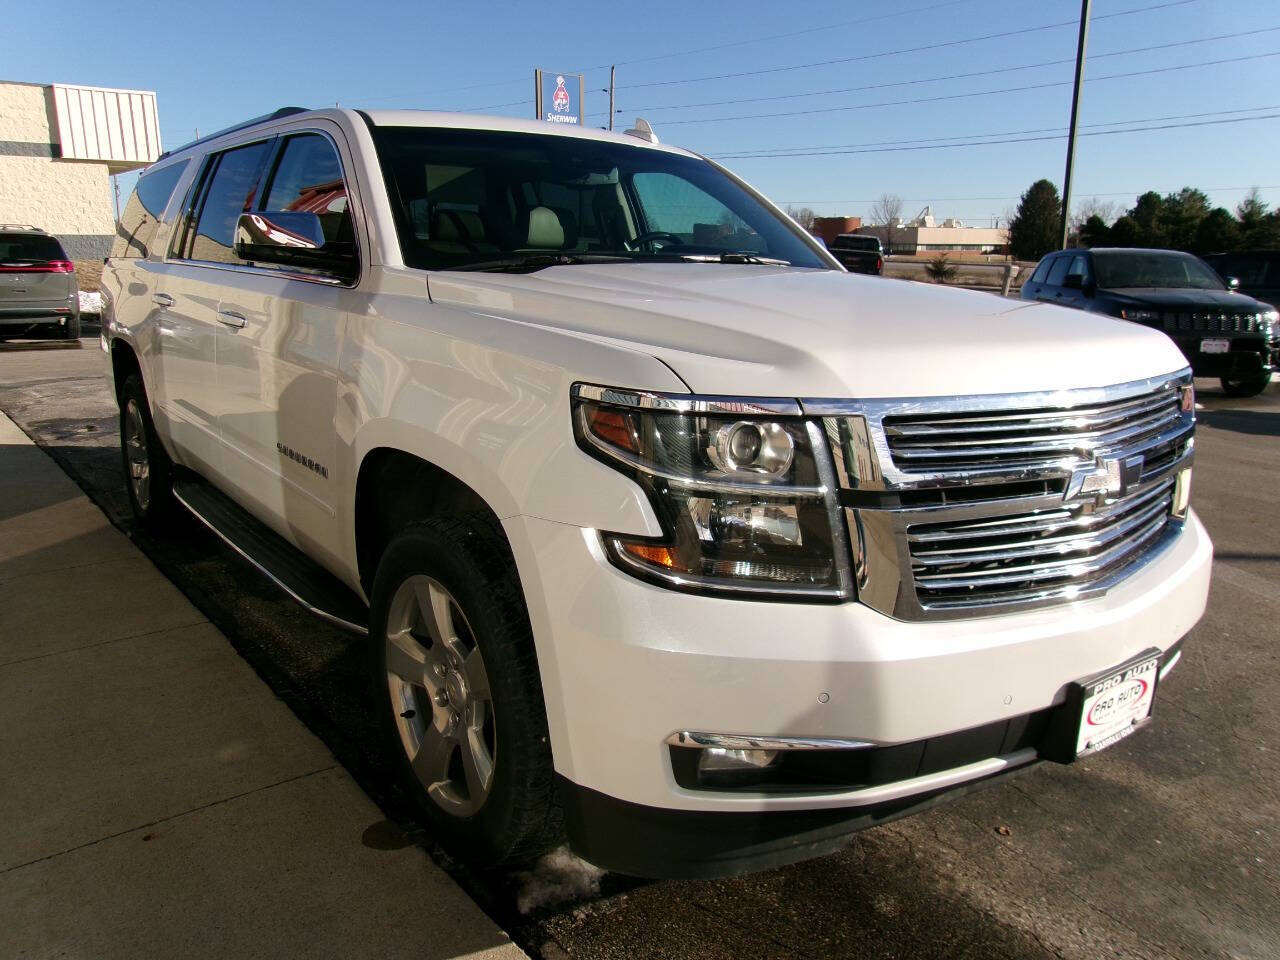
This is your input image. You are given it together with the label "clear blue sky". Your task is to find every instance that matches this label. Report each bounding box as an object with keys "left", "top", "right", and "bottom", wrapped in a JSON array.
[{"left": 4, "top": 0, "right": 1277, "bottom": 224}]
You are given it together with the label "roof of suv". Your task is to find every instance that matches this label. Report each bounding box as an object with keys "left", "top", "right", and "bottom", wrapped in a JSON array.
[{"left": 159, "top": 106, "right": 697, "bottom": 163}]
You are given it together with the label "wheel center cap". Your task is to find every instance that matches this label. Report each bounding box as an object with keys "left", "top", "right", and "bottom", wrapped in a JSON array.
[{"left": 444, "top": 671, "right": 468, "bottom": 707}]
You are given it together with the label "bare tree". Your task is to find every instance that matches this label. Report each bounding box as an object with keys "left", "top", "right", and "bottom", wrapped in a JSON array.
[
  {"left": 784, "top": 205, "right": 817, "bottom": 231},
  {"left": 869, "top": 194, "right": 903, "bottom": 254},
  {"left": 1069, "top": 197, "right": 1119, "bottom": 237}
]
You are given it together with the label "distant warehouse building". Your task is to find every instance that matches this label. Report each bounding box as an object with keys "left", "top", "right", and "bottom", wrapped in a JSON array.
[
  {"left": 863, "top": 207, "right": 1008, "bottom": 256},
  {"left": 0, "top": 80, "right": 160, "bottom": 258}
]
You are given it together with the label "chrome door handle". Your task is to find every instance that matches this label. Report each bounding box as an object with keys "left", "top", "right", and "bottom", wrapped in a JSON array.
[
  {"left": 152, "top": 293, "right": 174, "bottom": 307},
  {"left": 216, "top": 310, "right": 247, "bottom": 329}
]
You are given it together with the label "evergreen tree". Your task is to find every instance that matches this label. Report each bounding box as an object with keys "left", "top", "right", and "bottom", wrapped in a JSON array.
[
  {"left": 1160, "top": 188, "right": 1210, "bottom": 251},
  {"left": 1079, "top": 215, "right": 1112, "bottom": 248},
  {"left": 1191, "top": 208, "right": 1239, "bottom": 254},
  {"left": 1008, "top": 179, "right": 1062, "bottom": 261},
  {"left": 1108, "top": 215, "right": 1140, "bottom": 247},
  {"left": 1128, "top": 192, "right": 1167, "bottom": 247}
]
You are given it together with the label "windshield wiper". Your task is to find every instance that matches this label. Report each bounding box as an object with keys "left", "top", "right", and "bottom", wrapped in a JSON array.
[
  {"left": 450, "top": 253, "right": 632, "bottom": 273},
  {"left": 664, "top": 252, "right": 792, "bottom": 266}
]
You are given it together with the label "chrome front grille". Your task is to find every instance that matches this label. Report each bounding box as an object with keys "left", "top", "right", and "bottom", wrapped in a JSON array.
[
  {"left": 907, "top": 476, "right": 1175, "bottom": 609},
  {"left": 805, "top": 369, "right": 1195, "bottom": 621},
  {"left": 882, "top": 387, "right": 1182, "bottom": 476},
  {"left": 1164, "top": 311, "right": 1266, "bottom": 334}
]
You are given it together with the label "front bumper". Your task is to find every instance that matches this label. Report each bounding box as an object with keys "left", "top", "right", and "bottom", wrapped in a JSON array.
[
  {"left": 505, "top": 509, "right": 1212, "bottom": 874},
  {"left": 1170, "top": 334, "right": 1273, "bottom": 378}
]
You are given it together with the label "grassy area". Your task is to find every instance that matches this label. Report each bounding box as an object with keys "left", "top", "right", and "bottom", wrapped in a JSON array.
[{"left": 73, "top": 260, "right": 102, "bottom": 293}]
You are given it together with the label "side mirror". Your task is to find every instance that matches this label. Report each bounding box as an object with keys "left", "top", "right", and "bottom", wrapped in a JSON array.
[
  {"left": 1226, "top": 276, "right": 1240, "bottom": 291},
  {"left": 234, "top": 212, "right": 357, "bottom": 281}
]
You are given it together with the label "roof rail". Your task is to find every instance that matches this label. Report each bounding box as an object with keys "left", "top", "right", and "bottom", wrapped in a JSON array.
[
  {"left": 157, "top": 106, "right": 311, "bottom": 161},
  {"left": 0, "top": 224, "right": 44, "bottom": 232}
]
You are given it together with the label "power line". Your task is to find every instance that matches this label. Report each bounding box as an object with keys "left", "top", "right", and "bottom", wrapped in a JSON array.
[
  {"left": 618, "top": 0, "right": 1198, "bottom": 91},
  {"left": 623, "top": 25, "right": 1280, "bottom": 114},
  {"left": 719, "top": 104, "right": 1280, "bottom": 157},
  {"left": 778, "top": 185, "right": 1280, "bottom": 205},
  {"left": 658, "top": 49, "right": 1280, "bottom": 125},
  {"left": 709, "top": 110, "right": 1280, "bottom": 160},
  {"left": 350, "top": 0, "right": 1197, "bottom": 105},
  {"left": 584, "top": 0, "right": 982, "bottom": 69},
  {"left": 357, "top": 0, "right": 986, "bottom": 105}
]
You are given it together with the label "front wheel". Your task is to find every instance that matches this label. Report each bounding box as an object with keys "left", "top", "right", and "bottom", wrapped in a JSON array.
[
  {"left": 118, "top": 373, "right": 174, "bottom": 527},
  {"left": 369, "top": 515, "right": 562, "bottom": 867},
  {"left": 1219, "top": 371, "right": 1272, "bottom": 397}
]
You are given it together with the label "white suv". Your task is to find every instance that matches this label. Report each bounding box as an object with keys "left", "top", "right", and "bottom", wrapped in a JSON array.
[{"left": 100, "top": 107, "right": 1212, "bottom": 878}]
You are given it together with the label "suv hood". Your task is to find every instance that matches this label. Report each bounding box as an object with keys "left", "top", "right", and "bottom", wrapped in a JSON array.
[
  {"left": 428, "top": 264, "right": 1188, "bottom": 398},
  {"left": 1104, "top": 287, "right": 1271, "bottom": 311}
]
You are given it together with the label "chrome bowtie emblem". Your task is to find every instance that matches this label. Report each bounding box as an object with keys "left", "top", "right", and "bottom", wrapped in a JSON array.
[{"left": 1065, "top": 455, "right": 1144, "bottom": 511}]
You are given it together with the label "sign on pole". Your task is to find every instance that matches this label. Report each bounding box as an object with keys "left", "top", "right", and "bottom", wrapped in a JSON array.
[{"left": 534, "top": 69, "right": 585, "bottom": 126}]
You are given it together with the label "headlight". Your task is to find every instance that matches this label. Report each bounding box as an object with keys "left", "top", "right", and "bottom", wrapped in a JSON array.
[
  {"left": 1120, "top": 308, "right": 1160, "bottom": 323},
  {"left": 572, "top": 384, "right": 853, "bottom": 600},
  {"left": 1264, "top": 309, "right": 1279, "bottom": 339}
]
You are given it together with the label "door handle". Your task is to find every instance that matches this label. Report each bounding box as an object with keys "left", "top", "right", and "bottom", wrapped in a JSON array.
[
  {"left": 216, "top": 310, "right": 247, "bottom": 329},
  {"left": 152, "top": 293, "right": 174, "bottom": 307}
]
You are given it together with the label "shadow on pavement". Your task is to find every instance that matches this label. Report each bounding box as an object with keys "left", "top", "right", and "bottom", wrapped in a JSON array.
[{"left": 1197, "top": 408, "right": 1280, "bottom": 438}]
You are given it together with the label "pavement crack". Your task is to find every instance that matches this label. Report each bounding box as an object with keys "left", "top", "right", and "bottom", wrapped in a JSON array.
[
  {"left": 0, "top": 617, "right": 209, "bottom": 670},
  {"left": 0, "top": 764, "right": 338, "bottom": 875}
]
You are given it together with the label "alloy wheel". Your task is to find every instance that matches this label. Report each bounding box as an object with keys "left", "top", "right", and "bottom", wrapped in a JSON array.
[
  {"left": 123, "top": 399, "right": 151, "bottom": 512},
  {"left": 385, "top": 575, "right": 496, "bottom": 816}
]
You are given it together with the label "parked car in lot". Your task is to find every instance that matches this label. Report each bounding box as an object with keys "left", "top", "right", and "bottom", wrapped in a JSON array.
[
  {"left": 826, "top": 233, "right": 884, "bottom": 274},
  {"left": 0, "top": 225, "right": 80, "bottom": 340},
  {"left": 101, "top": 108, "right": 1211, "bottom": 879},
  {"left": 1202, "top": 250, "right": 1280, "bottom": 311},
  {"left": 1022, "top": 247, "right": 1279, "bottom": 396}
]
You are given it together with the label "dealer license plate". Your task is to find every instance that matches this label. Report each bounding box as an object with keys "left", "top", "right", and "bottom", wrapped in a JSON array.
[
  {"left": 1201, "top": 338, "right": 1230, "bottom": 354},
  {"left": 1075, "top": 655, "right": 1159, "bottom": 756}
]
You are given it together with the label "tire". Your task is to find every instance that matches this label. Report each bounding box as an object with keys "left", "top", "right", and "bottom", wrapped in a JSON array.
[
  {"left": 118, "top": 373, "right": 174, "bottom": 527},
  {"left": 1219, "top": 371, "right": 1271, "bottom": 397},
  {"left": 369, "top": 514, "right": 562, "bottom": 867},
  {"left": 61, "top": 313, "right": 81, "bottom": 340}
]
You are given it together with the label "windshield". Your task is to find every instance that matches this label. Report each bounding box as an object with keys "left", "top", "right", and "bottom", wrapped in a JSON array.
[
  {"left": 371, "top": 126, "right": 829, "bottom": 271},
  {"left": 0, "top": 232, "right": 66, "bottom": 264},
  {"left": 1093, "top": 252, "right": 1225, "bottom": 290}
]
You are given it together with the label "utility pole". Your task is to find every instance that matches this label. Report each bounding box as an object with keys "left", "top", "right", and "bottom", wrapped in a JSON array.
[
  {"left": 112, "top": 175, "right": 121, "bottom": 223},
  {"left": 608, "top": 65, "right": 616, "bottom": 131},
  {"left": 1060, "top": 0, "right": 1091, "bottom": 249}
]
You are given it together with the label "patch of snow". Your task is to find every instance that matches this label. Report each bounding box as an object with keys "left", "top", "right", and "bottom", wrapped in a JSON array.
[
  {"left": 79, "top": 291, "right": 103, "bottom": 315},
  {"left": 512, "top": 845, "right": 606, "bottom": 915}
]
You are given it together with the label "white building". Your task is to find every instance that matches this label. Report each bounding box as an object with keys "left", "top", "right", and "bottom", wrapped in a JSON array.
[
  {"left": 0, "top": 80, "right": 160, "bottom": 259},
  {"left": 865, "top": 206, "right": 1008, "bottom": 255}
]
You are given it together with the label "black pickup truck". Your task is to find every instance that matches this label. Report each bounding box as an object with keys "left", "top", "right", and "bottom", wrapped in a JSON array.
[{"left": 827, "top": 234, "right": 884, "bottom": 275}]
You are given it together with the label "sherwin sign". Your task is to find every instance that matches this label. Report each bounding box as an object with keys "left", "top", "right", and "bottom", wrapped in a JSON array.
[{"left": 534, "top": 70, "right": 584, "bottom": 126}]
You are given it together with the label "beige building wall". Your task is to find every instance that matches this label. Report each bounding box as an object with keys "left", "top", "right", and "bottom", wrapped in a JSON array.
[
  {"left": 0, "top": 155, "right": 114, "bottom": 246},
  {"left": 1, "top": 80, "right": 158, "bottom": 259}
]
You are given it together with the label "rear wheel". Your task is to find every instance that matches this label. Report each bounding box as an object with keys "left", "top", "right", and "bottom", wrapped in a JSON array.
[
  {"left": 1219, "top": 371, "right": 1271, "bottom": 397},
  {"left": 370, "top": 515, "right": 562, "bottom": 867},
  {"left": 119, "top": 373, "right": 174, "bottom": 527},
  {"left": 60, "top": 314, "right": 81, "bottom": 340}
]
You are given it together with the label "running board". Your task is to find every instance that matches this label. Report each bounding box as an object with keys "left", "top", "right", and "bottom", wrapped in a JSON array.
[{"left": 172, "top": 474, "right": 369, "bottom": 635}]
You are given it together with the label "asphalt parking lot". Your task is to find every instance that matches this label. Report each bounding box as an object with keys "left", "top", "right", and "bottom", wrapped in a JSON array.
[{"left": 1, "top": 337, "right": 1276, "bottom": 960}]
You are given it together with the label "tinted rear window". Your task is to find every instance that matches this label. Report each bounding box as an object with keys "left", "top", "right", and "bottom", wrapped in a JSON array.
[
  {"left": 832, "top": 236, "right": 878, "bottom": 251},
  {"left": 0, "top": 233, "right": 66, "bottom": 263}
]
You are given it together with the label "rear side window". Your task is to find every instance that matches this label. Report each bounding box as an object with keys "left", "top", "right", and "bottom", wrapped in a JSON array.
[
  {"left": 262, "top": 133, "right": 353, "bottom": 246},
  {"left": 112, "top": 161, "right": 189, "bottom": 259},
  {"left": 183, "top": 140, "right": 272, "bottom": 264},
  {"left": 1064, "top": 254, "right": 1090, "bottom": 281},
  {"left": 1029, "top": 257, "right": 1053, "bottom": 284},
  {"left": 1045, "top": 256, "right": 1071, "bottom": 286},
  {"left": 0, "top": 232, "right": 66, "bottom": 264}
]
